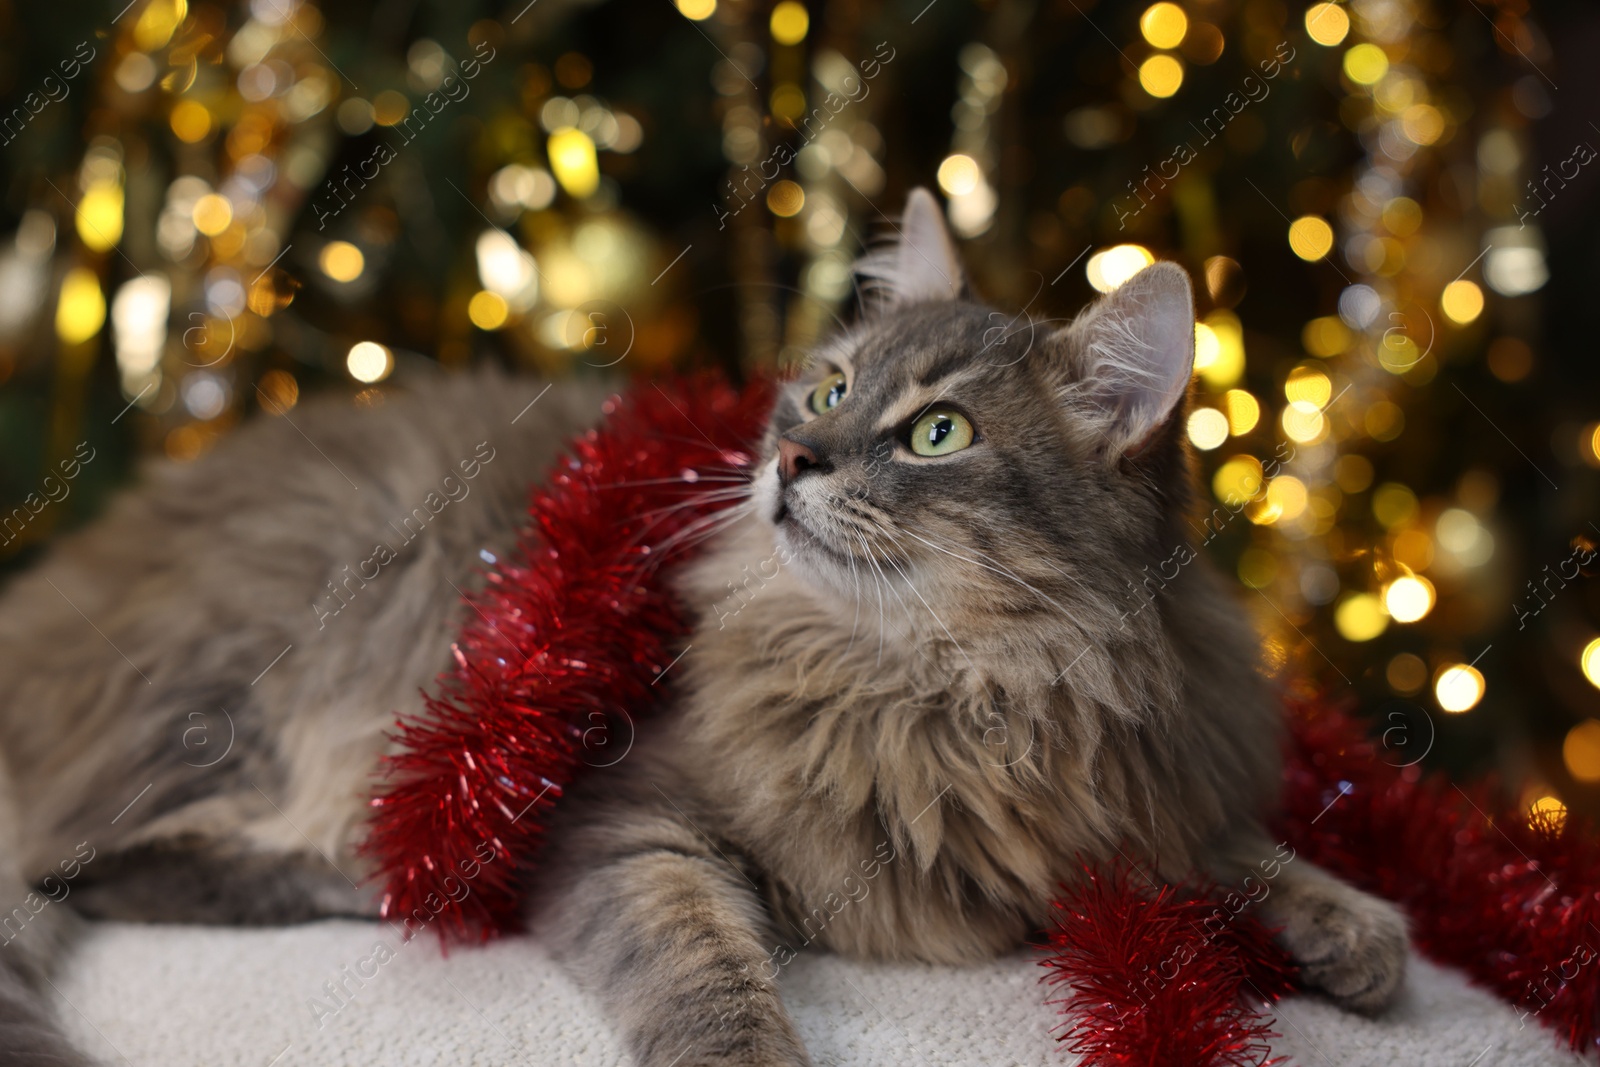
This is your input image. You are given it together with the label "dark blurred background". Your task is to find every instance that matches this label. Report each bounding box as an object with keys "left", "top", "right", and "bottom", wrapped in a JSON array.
[{"left": 0, "top": 0, "right": 1596, "bottom": 813}]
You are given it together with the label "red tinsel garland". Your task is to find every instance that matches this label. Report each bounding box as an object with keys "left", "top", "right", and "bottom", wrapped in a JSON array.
[
  {"left": 1041, "top": 692, "right": 1600, "bottom": 1066},
  {"left": 363, "top": 373, "right": 1598, "bottom": 1065},
  {"left": 361, "top": 373, "right": 772, "bottom": 942},
  {"left": 1040, "top": 861, "right": 1297, "bottom": 1067},
  {"left": 1275, "top": 692, "right": 1600, "bottom": 1054}
]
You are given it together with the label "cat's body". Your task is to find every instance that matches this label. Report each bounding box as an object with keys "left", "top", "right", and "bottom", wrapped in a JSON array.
[{"left": 0, "top": 191, "right": 1405, "bottom": 1067}]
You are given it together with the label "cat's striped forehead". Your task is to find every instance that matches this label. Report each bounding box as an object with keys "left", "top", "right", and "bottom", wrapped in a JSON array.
[{"left": 803, "top": 300, "right": 1043, "bottom": 426}]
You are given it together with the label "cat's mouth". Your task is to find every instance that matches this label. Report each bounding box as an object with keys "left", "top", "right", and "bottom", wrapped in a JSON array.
[{"left": 772, "top": 495, "right": 853, "bottom": 564}]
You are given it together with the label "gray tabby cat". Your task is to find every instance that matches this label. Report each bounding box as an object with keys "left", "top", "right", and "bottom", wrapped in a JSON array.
[{"left": 0, "top": 188, "right": 1404, "bottom": 1066}]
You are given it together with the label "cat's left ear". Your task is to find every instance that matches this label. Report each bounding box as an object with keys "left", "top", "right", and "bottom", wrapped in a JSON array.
[
  {"left": 1056, "top": 262, "right": 1195, "bottom": 456},
  {"left": 855, "top": 187, "right": 968, "bottom": 308}
]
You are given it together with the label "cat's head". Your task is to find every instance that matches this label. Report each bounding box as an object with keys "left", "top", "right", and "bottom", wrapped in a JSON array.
[{"left": 750, "top": 188, "right": 1200, "bottom": 671}]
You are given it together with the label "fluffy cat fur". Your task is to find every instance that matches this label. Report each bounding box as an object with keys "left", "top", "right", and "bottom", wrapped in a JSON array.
[{"left": 0, "top": 189, "right": 1405, "bottom": 1067}]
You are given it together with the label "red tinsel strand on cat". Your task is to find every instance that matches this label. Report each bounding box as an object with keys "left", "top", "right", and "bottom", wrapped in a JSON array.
[
  {"left": 360, "top": 374, "right": 773, "bottom": 943},
  {"left": 1275, "top": 691, "right": 1600, "bottom": 1054},
  {"left": 1040, "top": 860, "right": 1298, "bottom": 1067}
]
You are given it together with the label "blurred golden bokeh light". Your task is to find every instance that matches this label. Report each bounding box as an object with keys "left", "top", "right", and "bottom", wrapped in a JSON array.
[
  {"left": 1281, "top": 401, "right": 1326, "bottom": 444},
  {"left": 1435, "top": 664, "right": 1485, "bottom": 713},
  {"left": 133, "top": 0, "right": 186, "bottom": 51},
  {"left": 1198, "top": 310, "right": 1244, "bottom": 388},
  {"left": 1212, "top": 454, "right": 1263, "bottom": 503},
  {"left": 257, "top": 369, "right": 299, "bottom": 414},
  {"left": 1288, "top": 216, "right": 1334, "bottom": 261},
  {"left": 1138, "top": 54, "right": 1184, "bottom": 98},
  {"left": 1085, "top": 245, "right": 1154, "bottom": 293},
  {"left": 1372, "top": 482, "right": 1419, "bottom": 528},
  {"left": 1302, "top": 315, "right": 1350, "bottom": 357},
  {"left": 1223, "top": 389, "right": 1259, "bottom": 435},
  {"left": 937, "top": 154, "right": 981, "bottom": 197},
  {"left": 319, "top": 241, "right": 365, "bottom": 283},
  {"left": 1140, "top": 3, "right": 1188, "bottom": 49},
  {"left": 766, "top": 180, "right": 805, "bottom": 218},
  {"left": 1386, "top": 652, "right": 1427, "bottom": 694},
  {"left": 548, "top": 127, "right": 600, "bottom": 199},
  {"left": 76, "top": 182, "right": 124, "bottom": 252},
  {"left": 1193, "top": 322, "right": 1219, "bottom": 371},
  {"left": 346, "top": 341, "right": 393, "bottom": 383},
  {"left": 1583, "top": 638, "right": 1600, "bottom": 690},
  {"left": 1529, "top": 794, "right": 1567, "bottom": 830},
  {"left": 192, "top": 194, "right": 233, "bottom": 237},
  {"left": 55, "top": 268, "right": 106, "bottom": 345},
  {"left": 170, "top": 100, "right": 212, "bottom": 143},
  {"left": 1384, "top": 575, "right": 1435, "bottom": 623},
  {"left": 1266, "top": 475, "right": 1308, "bottom": 522},
  {"left": 1285, "top": 365, "right": 1332, "bottom": 406},
  {"left": 468, "top": 291, "right": 510, "bottom": 330},
  {"left": 1563, "top": 720, "right": 1600, "bottom": 783},
  {"left": 1335, "top": 593, "right": 1388, "bottom": 642},
  {"left": 1440, "top": 280, "right": 1484, "bottom": 325},
  {"left": 1186, "top": 407, "right": 1228, "bottom": 450},
  {"left": 1305, "top": 3, "right": 1350, "bottom": 47},
  {"left": 1344, "top": 43, "right": 1389, "bottom": 86},
  {"left": 770, "top": 1, "right": 809, "bottom": 45}
]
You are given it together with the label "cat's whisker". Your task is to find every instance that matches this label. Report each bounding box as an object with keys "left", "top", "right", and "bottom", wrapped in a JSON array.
[
  {"left": 898, "top": 527, "right": 1081, "bottom": 620},
  {"left": 603, "top": 475, "right": 749, "bottom": 490},
  {"left": 844, "top": 541, "right": 863, "bottom": 655},
  {"left": 856, "top": 528, "right": 965, "bottom": 683},
  {"left": 626, "top": 501, "right": 752, "bottom": 579},
  {"left": 1027, "top": 552, "right": 1123, "bottom": 616},
  {"left": 620, "top": 490, "right": 751, "bottom": 551},
  {"left": 859, "top": 527, "right": 922, "bottom": 646},
  {"left": 632, "top": 487, "right": 752, "bottom": 523},
  {"left": 873, "top": 526, "right": 979, "bottom": 676},
  {"left": 850, "top": 529, "right": 890, "bottom": 668},
  {"left": 655, "top": 499, "right": 752, "bottom": 551}
]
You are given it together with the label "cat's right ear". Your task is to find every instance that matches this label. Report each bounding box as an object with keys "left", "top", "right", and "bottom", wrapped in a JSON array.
[
  {"left": 853, "top": 188, "right": 968, "bottom": 310},
  {"left": 1051, "top": 261, "right": 1196, "bottom": 457}
]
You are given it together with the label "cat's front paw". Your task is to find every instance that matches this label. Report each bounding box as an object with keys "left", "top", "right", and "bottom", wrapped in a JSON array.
[
  {"left": 650, "top": 1036, "right": 810, "bottom": 1067},
  {"left": 1274, "top": 879, "right": 1408, "bottom": 1013},
  {"left": 633, "top": 1010, "right": 812, "bottom": 1067}
]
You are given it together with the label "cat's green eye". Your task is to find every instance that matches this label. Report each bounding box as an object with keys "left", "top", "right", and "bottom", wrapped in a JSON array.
[
  {"left": 909, "top": 410, "right": 975, "bottom": 457},
  {"left": 809, "top": 372, "right": 848, "bottom": 415}
]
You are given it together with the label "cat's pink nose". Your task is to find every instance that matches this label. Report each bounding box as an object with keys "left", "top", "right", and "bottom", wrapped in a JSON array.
[{"left": 777, "top": 437, "right": 819, "bottom": 482}]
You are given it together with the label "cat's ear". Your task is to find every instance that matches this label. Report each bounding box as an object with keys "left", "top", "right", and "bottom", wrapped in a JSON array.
[
  {"left": 1057, "top": 261, "right": 1195, "bottom": 455},
  {"left": 855, "top": 188, "right": 967, "bottom": 308}
]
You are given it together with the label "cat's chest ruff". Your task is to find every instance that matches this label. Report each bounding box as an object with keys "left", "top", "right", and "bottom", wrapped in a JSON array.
[{"left": 682, "top": 602, "right": 1089, "bottom": 944}]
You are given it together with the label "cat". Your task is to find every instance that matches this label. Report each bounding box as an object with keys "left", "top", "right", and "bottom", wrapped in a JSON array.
[{"left": 0, "top": 188, "right": 1405, "bottom": 1067}]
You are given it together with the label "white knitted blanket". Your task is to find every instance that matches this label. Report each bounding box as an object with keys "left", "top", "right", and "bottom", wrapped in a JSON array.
[{"left": 49, "top": 919, "right": 1569, "bottom": 1066}]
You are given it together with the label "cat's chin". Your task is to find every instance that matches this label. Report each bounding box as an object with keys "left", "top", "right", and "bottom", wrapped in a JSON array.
[{"left": 769, "top": 513, "right": 861, "bottom": 601}]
